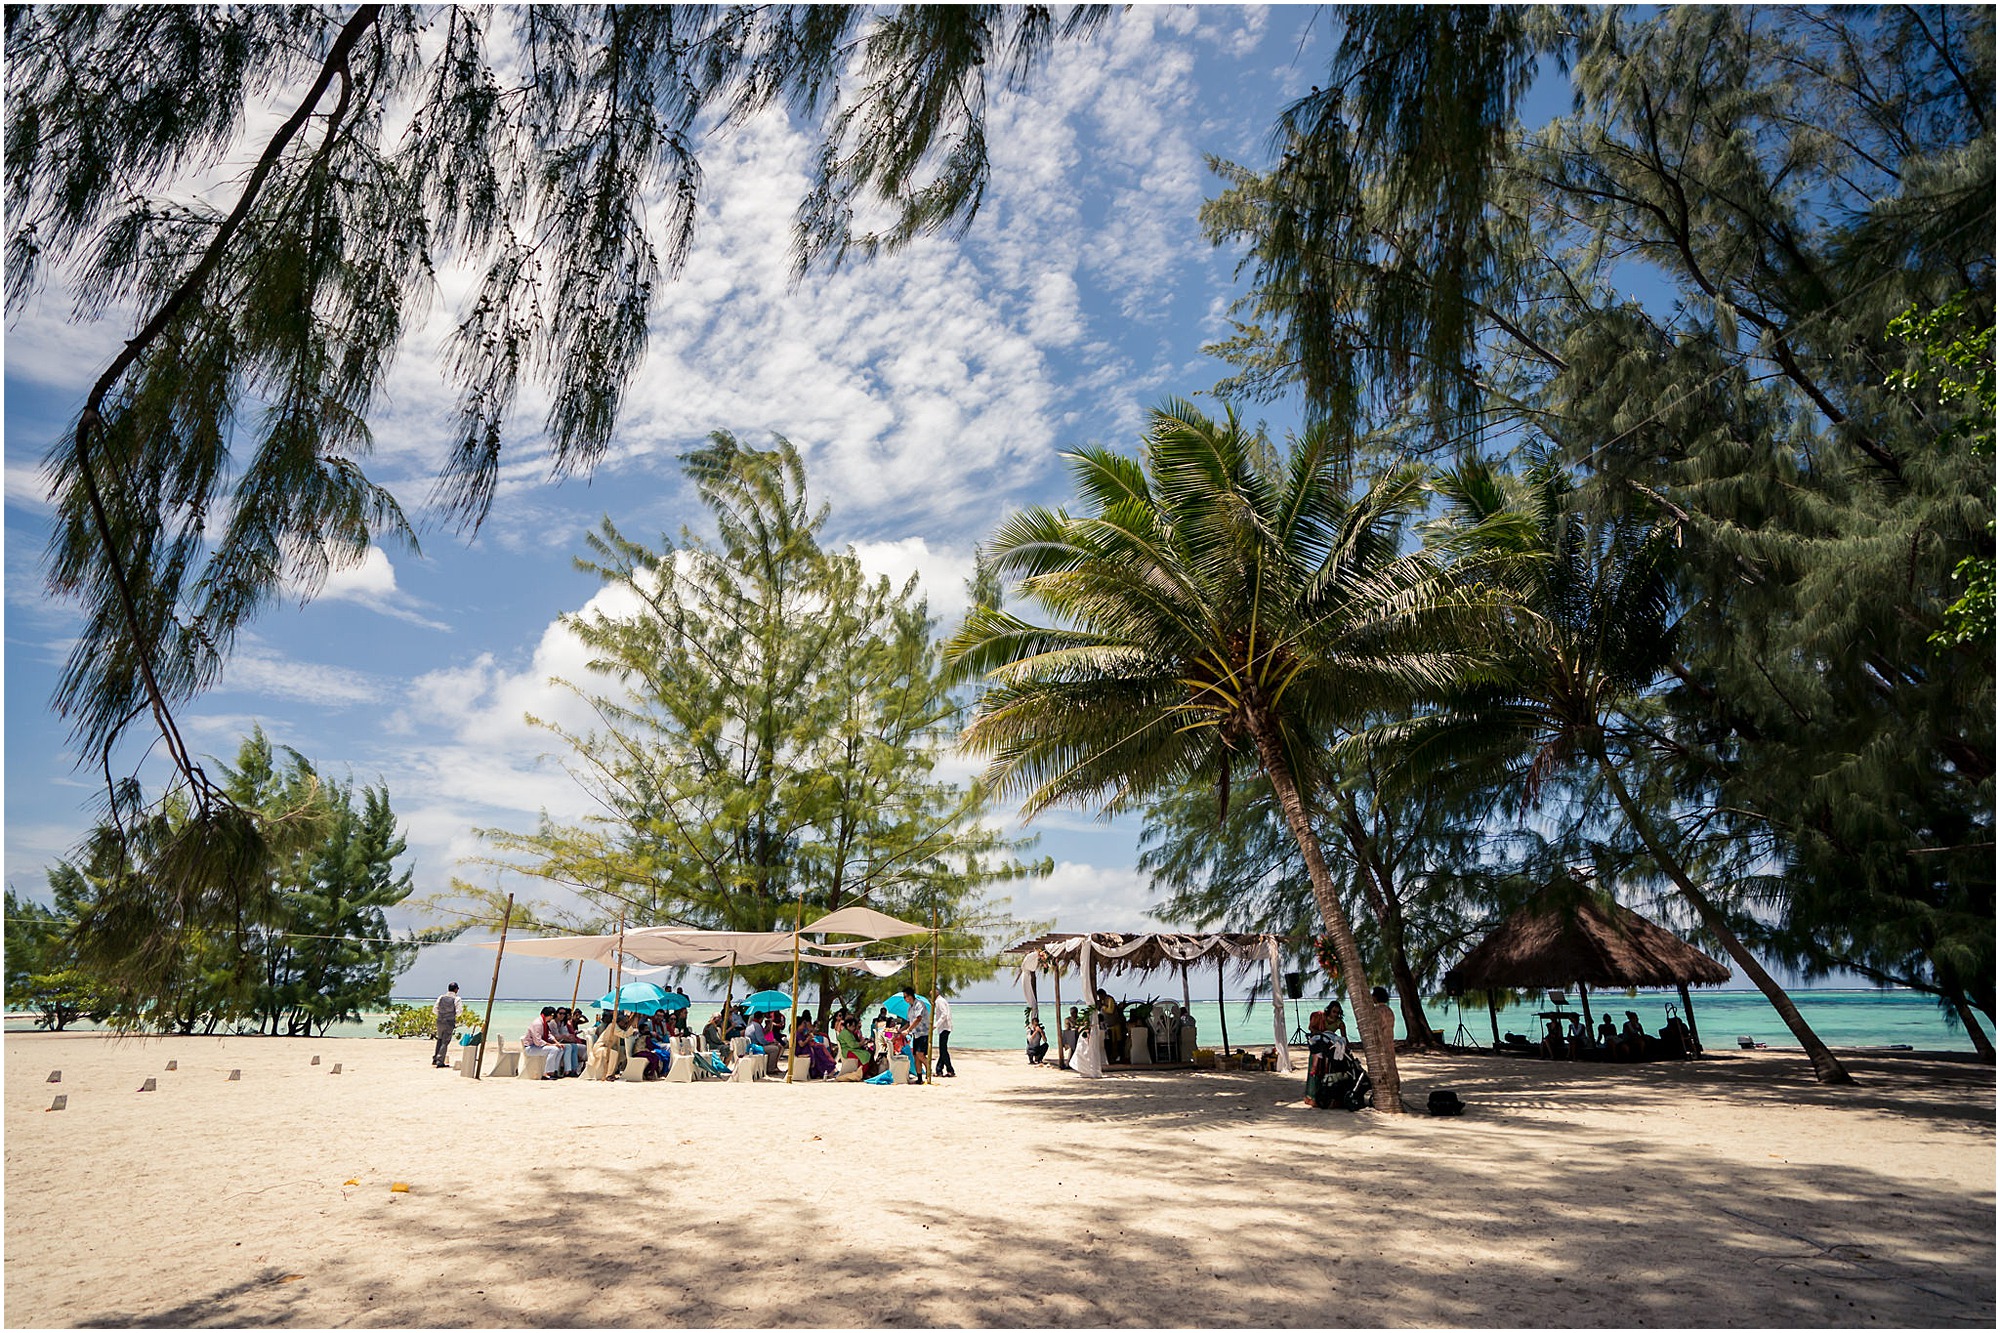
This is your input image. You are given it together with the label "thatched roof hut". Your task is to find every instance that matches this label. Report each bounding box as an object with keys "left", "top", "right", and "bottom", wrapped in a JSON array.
[
  {"left": 1443, "top": 892, "right": 1730, "bottom": 994},
  {"left": 1443, "top": 889, "right": 1730, "bottom": 1048}
]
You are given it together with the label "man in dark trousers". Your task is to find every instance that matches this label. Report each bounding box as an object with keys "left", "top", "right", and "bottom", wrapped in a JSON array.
[{"left": 433, "top": 982, "right": 462, "bottom": 1067}]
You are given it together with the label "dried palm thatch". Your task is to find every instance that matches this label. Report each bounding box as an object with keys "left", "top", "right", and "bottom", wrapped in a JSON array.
[
  {"left": 1005, "top": 932, "right": 1282, "bottom": 975},
  {"left": 1443, "top": 891, "right": 1730, "bottom": 994}
]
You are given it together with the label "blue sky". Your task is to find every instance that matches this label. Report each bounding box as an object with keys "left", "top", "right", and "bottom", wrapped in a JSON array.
[{"left": 5, "top": 7, "right": 1342, "bottom": 1002}]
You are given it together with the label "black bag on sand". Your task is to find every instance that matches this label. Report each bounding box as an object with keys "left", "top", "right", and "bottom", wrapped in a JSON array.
[
  {"left": 1427, "top": 1089, "right": 1465, "bottom": 1116},
  {"left": 1317, "top": 1052, "right": 1372, "bottom": 1111}
]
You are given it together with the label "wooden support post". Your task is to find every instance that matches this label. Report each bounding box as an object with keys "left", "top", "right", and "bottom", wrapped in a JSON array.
[
  {"left": 1678, "top": 982, "right": 1701, "bottom": 1052},
  {"left": 1052, "top": 960, "right": 1066, "bottom": 1069},
  {"left": 1217, "top": 958, "right": 1231, "bottom": 1056},
  {"left": 1579, "top": 985, "right": 1594, "bottom": 1031},
  {"left": 925, "top": 905, "right": 940, "bottom": 1086},
  {"left": 787, "top": 888, "right": 806, "bottom": 1083},
  {"left": 476, "top": 892, "right": 515, "bottom": 1081},
  {"left": 1488, "top": 992, "right": 1501, "bottom": 1048}
]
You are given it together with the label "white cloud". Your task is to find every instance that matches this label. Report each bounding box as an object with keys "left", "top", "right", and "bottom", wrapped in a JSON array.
[
  {"left": 215, "top": 640, "right": 384, "bottom": 708},
  {"left": 849, "top": 537, "right": 978, "bottom": 633},
  {"left": 299, "top": 545, "right": 453, "bottom": 630},
  {"left": 1012, "top": 859, "right": 1162, "bottom": 933}
]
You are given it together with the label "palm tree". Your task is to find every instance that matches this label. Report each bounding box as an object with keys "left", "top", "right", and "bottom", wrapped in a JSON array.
[
  {"left": 1426, "top": 455, "right": 1855, "bottom": 1084},
  {"left": 947, "top": 401, "right": 1486, "bottom": 1112}
]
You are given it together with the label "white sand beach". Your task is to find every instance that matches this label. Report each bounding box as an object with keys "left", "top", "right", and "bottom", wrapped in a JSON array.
[{"left": 5, "top": 1032, "right": 1992, "bottom": 1328}]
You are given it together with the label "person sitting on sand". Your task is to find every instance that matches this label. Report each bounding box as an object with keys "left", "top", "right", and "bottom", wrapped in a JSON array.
[
  {"left": 1541, "top": 1015, "right": 1568, "bottom": 1060},
  {"left": 1619, "top": 1010, "right": 1650, "bottom": 1060}
]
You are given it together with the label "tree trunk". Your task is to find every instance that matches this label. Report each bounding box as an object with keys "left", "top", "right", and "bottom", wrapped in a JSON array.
[
  {"left": 1950, "top": 992, "right": 1995, "bottom": 1060},
  {"left": 1592, "top": 743, "right": 1854, "bottom": 1086},
  {"left": 1248, "top": 711, "right": 1405, "bottom": 1112},
  {"left": 1340, "top": 805, "right": 1440, "bottom": 1047}
]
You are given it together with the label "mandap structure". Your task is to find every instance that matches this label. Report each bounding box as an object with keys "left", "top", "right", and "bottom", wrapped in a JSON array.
[
  {"left": 1442, "top": 887, "right": 1731, "bottom": 1050},
  {"left": 1007, "top": 932, "right": 1293, "bottom": 1078}
]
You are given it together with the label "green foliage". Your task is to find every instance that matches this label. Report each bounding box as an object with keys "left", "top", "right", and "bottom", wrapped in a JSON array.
[
  {"left": 378, "top": 1002, "right": 484, "bottom": 1039},
  {"left": 1203, "top": 7, "right": 1992, "bottom": 1062},
  {"left": 44, "top": 728, "right": 450, "bottom": 1033},
  {"left": 1886, "top": 292, "right": 1996, "bottom": 648},
  {"left": 442, "top": 435, "right": 1045, "bottom": 1016},
  {"left": 5, "top": 5, "right": 1102, "bottom": 831},
  {"left": 5, "top": 888, "right": 115, "bottom": 1030},
  {"left": 950, "top": 400, "right": 1502, "bottom": 1107}
]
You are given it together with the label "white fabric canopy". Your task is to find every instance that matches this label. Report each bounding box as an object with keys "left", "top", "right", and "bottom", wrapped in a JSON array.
[{"left": 804, "top": 906, "right": 930, "bottom": 939}]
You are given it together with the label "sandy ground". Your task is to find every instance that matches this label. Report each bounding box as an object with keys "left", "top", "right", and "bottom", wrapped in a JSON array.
[{"left": 3, "top": 1033, "right": 1992, "bottom": 1329}]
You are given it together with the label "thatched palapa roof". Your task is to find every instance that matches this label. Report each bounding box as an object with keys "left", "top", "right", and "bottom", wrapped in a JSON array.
[{"left": 1443, "top": 892, "right": 1730, "bottom": 994}]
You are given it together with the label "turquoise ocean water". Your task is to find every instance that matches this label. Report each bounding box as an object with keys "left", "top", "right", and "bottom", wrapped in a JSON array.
[{"left": 16, "top": 988, "right": 1978, "bottom": 1053}]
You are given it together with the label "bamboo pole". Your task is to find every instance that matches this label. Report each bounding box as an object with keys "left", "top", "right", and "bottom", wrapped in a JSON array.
[
  {"left": 475, "top": 893, "right": 515, "bottom": 1081},
  {"left": 925, "top": 905, "right": 940, "bottom": 1086},
  {"left": 786, "top": 887, "right": 806, "bottom": 1083},
  {"left": 1052, "top": 959, "right": 1066, "bottom": 1069},
  {"left": 608, "top": 913, "right": 625, "bottom": 1075}
]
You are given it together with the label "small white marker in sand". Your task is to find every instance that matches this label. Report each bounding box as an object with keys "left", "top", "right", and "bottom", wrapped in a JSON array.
[
  {"left": 138, "top": 1077, "right": 157, "bottom": 1092},
  {"left": 49, "top": 1095, "right": 67, "bottom": 1112}
]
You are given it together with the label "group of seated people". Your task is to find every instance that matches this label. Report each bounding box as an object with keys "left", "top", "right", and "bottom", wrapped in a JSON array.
[
  {"left": 1503, "top": 1008, "right": 1697, "bottom": 1061},
  {"left": 522, "top": 996, "right": 931, "bottom": 1083}
]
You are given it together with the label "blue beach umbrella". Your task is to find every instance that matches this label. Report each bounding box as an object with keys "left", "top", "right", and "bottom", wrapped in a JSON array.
[
  {"left": 744, "top": 989, "right": 792, "bottom": 1014},
  {"left": 882, "top": 993, "right": 911, "bottom": 1019},
  {"left": 593, "top": 981, "right": 671, "bottom": 1014}
]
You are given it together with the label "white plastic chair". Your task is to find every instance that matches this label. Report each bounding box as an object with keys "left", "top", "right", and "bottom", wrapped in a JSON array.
[
  {"left": 521, "top": 1048, "right": 553, "bottom": 1079},
  {"left": 488, "top": 1037, "right": 520, "bottom": 1079}
]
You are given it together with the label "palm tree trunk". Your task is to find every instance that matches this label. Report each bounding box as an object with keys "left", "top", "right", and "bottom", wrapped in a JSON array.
[
  {"left": 1591, "top": 743, "right": 1854, "bottom": 1086},
  {"left": 1949, "top": 993, "right": 1994, "bottom": 1060},
  {"left": 1248, "top": 712, "right": 1405, "bottom": 1112},
  {"left": 1339, "top": 805, "right": 1440, "bottom": 1047}
]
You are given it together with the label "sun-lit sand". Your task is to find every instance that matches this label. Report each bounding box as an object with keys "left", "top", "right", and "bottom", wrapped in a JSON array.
[{"left": 4, "top": 1031, "right": 1992, "bottom": 1328}]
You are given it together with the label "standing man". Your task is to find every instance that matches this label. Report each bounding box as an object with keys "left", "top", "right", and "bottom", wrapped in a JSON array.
[
  {"left": 433, "top": 982, "right": 461, "bottom": 1068},
  {"left": 900, "top": 984, "right": 931, "bottom": 1084},
  {"left": 1370, "top": 986, "right": 1396, "bottom": 1053},
  {"left": 933, "top": 992, "right": 955, "bottom": 1078}
]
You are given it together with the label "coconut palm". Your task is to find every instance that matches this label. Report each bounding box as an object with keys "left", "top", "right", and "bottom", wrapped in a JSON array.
[
  {"left": 1425, "top": 455, "right": 1855, "bottom": 1084},
  {"left": 947, "top": 400, "right": 1488, "bottom": 1112}
]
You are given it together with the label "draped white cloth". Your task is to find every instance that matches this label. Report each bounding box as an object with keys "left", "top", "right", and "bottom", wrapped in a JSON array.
[
  {"left": 1012, "top": 931, "right": 1295, "bottom": 1072},
  {"left": 805, "top": 906, "right": 930, "bottom": 939},
  {"left": 1266, "top": 935, "right": 1293, "bottom": 1073},
  {"left": 1073, "top": 1016, "right": 1105, "bottom": 1078}
]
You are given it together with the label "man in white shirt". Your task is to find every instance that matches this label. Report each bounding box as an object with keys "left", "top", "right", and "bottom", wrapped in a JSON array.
[
  {"left": 432, "top": 983, "right": 461, "bottom": 1067},
  {"left": 933, "top": 993, "right": 956, "bottom": 1077}
]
